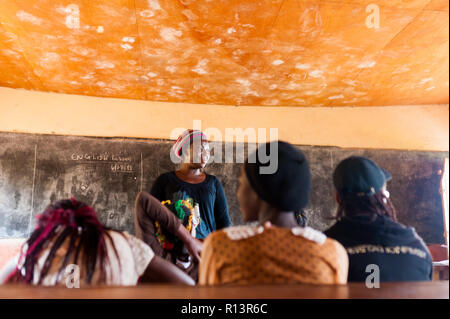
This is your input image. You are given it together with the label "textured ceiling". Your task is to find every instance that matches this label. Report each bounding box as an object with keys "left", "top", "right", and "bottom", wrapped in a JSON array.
[{"left": 0, "top": 0, "right": 448, "bottom": 106}]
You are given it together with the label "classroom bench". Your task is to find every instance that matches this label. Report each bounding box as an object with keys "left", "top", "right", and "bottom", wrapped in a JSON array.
[{"left": 0, "top": 281, "right": 447, "bottom": 299}]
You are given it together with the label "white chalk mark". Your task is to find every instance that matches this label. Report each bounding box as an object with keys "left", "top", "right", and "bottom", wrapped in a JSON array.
[
  {"left": 121, "top": 43, "right": 133, "bottom": 50},
  {"left": 227, "top": 27, "right": 236, "bottom": 34},
  {"left": 171, "top": 86, "right": 183, "bottom": 90},
  {"left": 236, "top": 79, "right": 251, "bottom": 86},
  {"left": 357, "top": 61, "right": 376, "bottom": 68},
  {"left": 140, "top": 10, "right": 155, "bottom": 18},
  {"left": 2, "top": 49, "right": 21, "bottom": 58},
  {"left": 299, "top": 6, "right": 322, "bottom": 36},
  {"left": 122, "top": 37, "right": 135, "bottom": 43},
  {"left": 95, "top": 61, "right": 115, "bottom": 69},
  {"left": 328, "top": 94, "right": 344, "bottom": 100},
  {"left": 304, "top": 91, "right": 321, "bottom": 96},
  {"left": 70, "top": 47, "right": 97, "bottom": 57},
  {"left": 160, "top": 27, "right": 182, "bottom": 42},
  {"left": 182, "top": 9, "right": 199, "bottom": 20},
  {"left": 236, "top": 79, "right": 259, "bottom": 97},
  {"left": 16, "top": 10, "right": 43, "bottom": 25},
  {"left": 40, "top": 52, "right": 61, "bottom": 69},
  {"left": 295, "top": 63, "right": 311, "bottom": 70},
  {"left": 342, "top": 79, "right": 357, "bottom": 86},
  {"left": 64, "top": 4, "right": 80, "bottom": 30},
  {"left": 165, "top": 66, "right": 177, "bottom": 73},
  {"left": 309, "top": 70, "right": 324, "bottom": 78},
  {"left": 147, "top": 72, "right": 158, "bottom": 78},
  {"left": 80, "top": 73, "right": 94, "bottom": 80},
  {"left": 214, "top": 38, "right": 222, "bottom": 44},
  {"left": 392, "top": 66, "right": 410, "bottom": 74},
  {"left": 286, "top": 82, "right": 302, "bottom": 90},
  {"left": 272, "top": 60, "right": 284, "bottom": 66},
  {"left": 420, "top": 77, "right": 433, "bottom": 84},
  {"left": 96, "top": 26, "right": 104, "bottom": 33},
  {"left": 27, "top": 145, "right": 38, "bottom": 237},
  {"left": 192, "top": 59, "right": 209, "bottom": 74},
  {"left": 148, "top": 0, "right": 161, "bottom": 10}
]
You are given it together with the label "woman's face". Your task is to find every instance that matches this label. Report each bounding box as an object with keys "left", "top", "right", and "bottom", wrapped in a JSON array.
[
  {"left": 237, "top": 167, "right": 260, "bottom": 222},
  {"left": 184, "top": 140, "right": 210, "bottom": 168}
]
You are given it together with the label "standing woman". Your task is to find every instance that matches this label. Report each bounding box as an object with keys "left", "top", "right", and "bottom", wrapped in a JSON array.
[{"left": 150, "top": 129, "right": 232, "bottom": 240}]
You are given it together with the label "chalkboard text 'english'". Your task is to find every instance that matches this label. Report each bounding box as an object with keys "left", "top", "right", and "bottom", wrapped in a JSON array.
[{"left": 70, "top": 153, "right": 132, "bottom": 162}]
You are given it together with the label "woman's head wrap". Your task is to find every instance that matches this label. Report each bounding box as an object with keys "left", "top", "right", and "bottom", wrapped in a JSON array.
[
  {"left": 172, "top": 129, "right": 208, "bottom": 160},
  {"left": 244, "top": 141, "right": 311, "bottom": 212}
]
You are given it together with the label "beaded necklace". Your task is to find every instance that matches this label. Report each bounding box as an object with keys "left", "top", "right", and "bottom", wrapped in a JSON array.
[{"left": 154, "top": 192, "right": 199, "bottom": 251}]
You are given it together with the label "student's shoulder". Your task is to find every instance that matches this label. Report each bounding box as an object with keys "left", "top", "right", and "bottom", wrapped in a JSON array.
[
  {"left": 205, "top": 225, "right": 264, "bottom": 245},
  {"left": 290, "top": 226, "right": 327, "bottom": 245},
  {"left": 107, "top": 231, "right": 154, "bottom": 258},
  {"left": 323, "top": 236, "right": 349, "bottom": 258},
  {"left": 153, "top": 171, "right": 175, "bottom": 184},
  {"left": 205, "top": 174, "right": 223, "bottom": 185},
  {"left": 323, "top": 220, "right": 343, "bottom": 238},
  {"left": 157, "top": 171, "right": 175, "bottom": 179}
]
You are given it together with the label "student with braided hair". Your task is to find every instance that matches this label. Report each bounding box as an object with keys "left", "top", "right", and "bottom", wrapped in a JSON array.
[
  {"left": 325, "top": 156, "right": 433, "bottom": 282},
  {"left": 0, "top": 198, "right": 194, "bottom": 286}
]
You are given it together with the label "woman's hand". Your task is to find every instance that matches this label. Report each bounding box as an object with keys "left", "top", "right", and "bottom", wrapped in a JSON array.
[
  {"left": 176, "top": 224, "right": 203, "bottom": 262},
  {"left": 140, "top": 255, "right": 195, "bottom": 285},
  {"left": 184, "top": 237, "right": 203, "bottom": 262}
]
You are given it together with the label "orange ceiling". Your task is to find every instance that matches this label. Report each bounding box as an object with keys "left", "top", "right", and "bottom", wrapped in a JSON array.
[{"left": 0, "top": 0, "right": 448, "bottom": 106}]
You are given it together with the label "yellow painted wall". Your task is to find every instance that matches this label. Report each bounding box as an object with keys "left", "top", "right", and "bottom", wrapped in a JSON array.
[{"left": 0, "top": 87, "right": 448, "bottom": 151}]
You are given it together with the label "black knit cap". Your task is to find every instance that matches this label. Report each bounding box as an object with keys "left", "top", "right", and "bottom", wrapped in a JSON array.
[
  {"left": 244, "top": 141, "right": 311, "bottom": 212},
  {"left": 333, "top": 156, "right": 392, "bottom": 199}
]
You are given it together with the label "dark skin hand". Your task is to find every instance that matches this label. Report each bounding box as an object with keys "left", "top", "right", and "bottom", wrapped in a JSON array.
[
  {"left": 139, "top": 255, "right": 195, "bottom": 285},
  {"left": 175, "top": 223, "right": 203, "bottom": 262}
]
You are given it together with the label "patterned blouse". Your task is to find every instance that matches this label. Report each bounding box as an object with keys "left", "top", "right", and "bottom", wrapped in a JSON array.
[{"left": 199, "top": 225, "right": 349, "bottom": 285}]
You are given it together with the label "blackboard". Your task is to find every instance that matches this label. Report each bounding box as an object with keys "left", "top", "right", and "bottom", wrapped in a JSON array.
[{"left": 0, "top": 132, "right": 447, "bottom": 244}]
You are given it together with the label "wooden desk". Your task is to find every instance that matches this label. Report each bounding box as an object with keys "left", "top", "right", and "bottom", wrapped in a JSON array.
[{"left": 0, "top": 281, "right": 447, "bottom": 299}]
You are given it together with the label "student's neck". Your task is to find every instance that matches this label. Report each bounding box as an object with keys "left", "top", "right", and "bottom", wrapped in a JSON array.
[
  {"left": 178, "top": 165, "right": 203, "bottom": 176},
  {"left": 258, "top": 204, "right": 298, "bottom": 228}
]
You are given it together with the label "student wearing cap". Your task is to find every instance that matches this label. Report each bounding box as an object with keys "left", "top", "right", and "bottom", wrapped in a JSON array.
[
  {"left": 325, "top": 156, "right": 433, "bottom": 282},
  {"left": 199, "top": 141, "right": 348, "bottom": 285}
]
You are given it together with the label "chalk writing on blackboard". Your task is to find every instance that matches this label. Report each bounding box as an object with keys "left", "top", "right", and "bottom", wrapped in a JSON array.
[
  {"left": 70, "top": 153, "right": 132, "bottom": 162},
  {"left": 70, "top": 153, "right": 134, "bottom": 173},
  {"left": 111, "top": 163, "right": 133, "bottom": 173},
  {"left": 71, "top": 153, "right": 109, "bottom": 161}
]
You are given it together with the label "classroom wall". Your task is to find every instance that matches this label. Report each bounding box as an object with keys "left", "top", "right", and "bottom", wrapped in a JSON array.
[
  {"left": 0, "top": 88, "right": 448, "bottom": 268},
  {"left": 0, "top": 87, "right": 449, "bottom": 152},
  {"left": 0, "top": 131, "right": 447, "bottom": 245}
]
